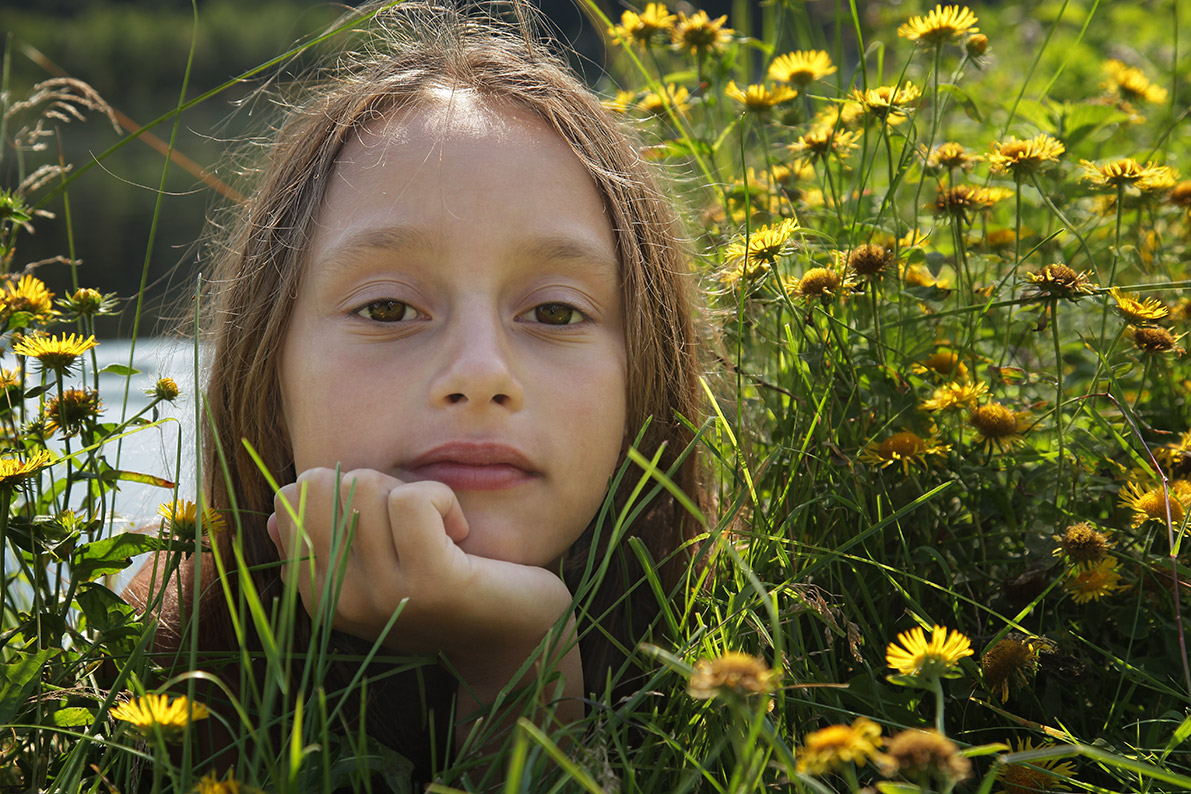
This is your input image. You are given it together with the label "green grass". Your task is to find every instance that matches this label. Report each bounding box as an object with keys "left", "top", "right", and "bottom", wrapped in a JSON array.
[{"left": 3, "top": 1, "right": 1191, "bottom": 791}]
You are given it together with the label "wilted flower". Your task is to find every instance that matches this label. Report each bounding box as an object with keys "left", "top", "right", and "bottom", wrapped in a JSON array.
[
  {"left": 966, "top": 33, "right": 989, "bottom": 58},
  {"left": 788, "top": 127, "right": 859, "bottom": 161},
  {"left": 688, "top": 651, "right": 777, "bottom": 699},
  {"left": 796, "top": 717, "right": 884, "bottom": 775},
  {"left": 880, "top": 728, "right": 971, "bottom": 783},
  {"left": 45, "top": 388, "right": 101, "bottom": 438},
  {"left": 1023, "top": 263, "right": 1098, "bottom": 302},
  {"left": 789, "top": 266, "right": 850, "bottom": 303},
  {"left": 1053, "top": 522, "right": 1111, "bottom": 566},
  {"left": 982, "top": 635, "right": 1049, "bottom": 702},
  {"left": 1127, "top": 324, "right": 1184, "bottom": 354},
  {"left": 934, "top": 184, "right": 1011, "bottom": 219},
  {"left": 845, "top": 243, "right": 896, "bottom": 279}
]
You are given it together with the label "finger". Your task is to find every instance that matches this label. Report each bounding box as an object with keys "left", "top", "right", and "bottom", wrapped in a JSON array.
[
  {"left": 386, "top": 481, "right": 469, "bottom": 567},
  {"left": 335, "top": 469, "right": 404, "bottom": 569}
]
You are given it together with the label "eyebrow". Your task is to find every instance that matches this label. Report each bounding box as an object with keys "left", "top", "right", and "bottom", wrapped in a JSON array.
[{"left": 315, "top": 225, "right": 620, "bottom": 275}]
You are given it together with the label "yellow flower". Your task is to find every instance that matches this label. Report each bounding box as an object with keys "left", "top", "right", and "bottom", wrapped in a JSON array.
[
  {"left": 902, "top": 261, "right": 947, "bottom": 289},
  {"left": 988, "top": 134, "right": 1065, "bottom": 176},
  {"left": 608, "top": 3, "right": 675, "bottom": 46},
  {"left": 982, "top": 635, "right": 1049, "bottom": 702},
  {"left": 813, "top": 100, "right": 866, "bottom": 132},
  {"left": 880, "top": 728, "right": 971, "bottom": 783},
  {"left": 192, "top": 771, "right": 263, "bottom": 794},
  {"left": 925, "top": 141, "right": 983, "bottom": 171},
  {"left": 1127, "top": 324, "right": 1185, "bottom": 354},
  {"left": 768, "top": 50, "right": 836, "bottom": 86},
  {"left": 1064, "top": 556, "right": 1126, "bottom": 604},
  {"left": 12, "top": 332, "right": 97, "bottom": 373},
  {"left": 602, "top": 89, "right": 636, "bottom": 114},
  {"left": 688, "top": 651, "right": 777, "bottom": 699},
  {"left": 797, "top": 717, "right": 884, "bottom": 775},
  {"left": 1079, "top": 158, "right": 1177, "bottom": 192},
  {"left": 724, "top": 81, "right": 798, "bottom": 112},
  {"left": 110, "top": 693, "right": 210, "bottom": 740},
  {"left": 1168, "top": 180, "right": 1191, "bottom": 209},
  {"left": 1109, "top": 286, "right": 1169, "bottom": 325},
  {"left": 788, "top": 266, "right": 852, "bottom": 303},
  {"left": 158, "top": 499, "right": 227, "bottom": 535},
  {"left": 45, "top": 388, "right": 101, "bottom": 438},
  {"left": 59, "top": 286, "right": 117, "bottom": 316},
  {"left": 1053, "top": 522, "right": 1111, "bottom": 566},
  {"left": 969, "top": 401, "right": 1029, "bottom": 451},
  {"left": 966, "top": 33, "right": 989, "bottom": 58},
  {"left": 1102, "top": 59, "right": 1167, "bottom": 105},
  {"left": 995, "top": 739, "right": 1076, "bottom": 794},
  {"left": 898, "top": 5, "right": 979, "bottom": 44},
  {"left": 933, "top": 184, "right": 1009, "bottom": 218},
  {"left": 1, "top": 275, "right": 56, "bottom": 322},
  {"left": 638, "top": 84, "right": 691, "bottom": 117},
  {"left": 1023, "top": 263, "right": 1098, "bottom": 302},
  {"left": 886, "top": 625, "right": 973, "bottom": 677},
  {"left": 0, "top": 449, "right": 52, "bottom": 489},
  {"left": 920, "top": 380, "right": 988, "bottom": 412},
  {"left": 150, "top": 377, "right": 181, "bottom": 402},
  {"left": 850, "top": 83, "right": 921, "bottom": 121},
  {"left": 671, "top": 11, "right": 732, "bottom": 54},
  {"left": 722, "top": 218, "right": 799, "bottom": 281},
  {"left": 788, "top": 127, "right": 859, "bottom": 161},
  {"left": 1119, "top": 480, "right": 1191, "bottom": 527},
  {"left": 913, "top": 350, "right": 969, "bottom": 380},
  {"left": 860, "top": 430, "right": 951, "bottom": 474}
]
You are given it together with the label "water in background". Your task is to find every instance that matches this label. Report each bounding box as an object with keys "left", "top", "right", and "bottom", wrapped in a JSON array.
[{"left": 88, "top": 337, "right": 201, "bottom": 522}]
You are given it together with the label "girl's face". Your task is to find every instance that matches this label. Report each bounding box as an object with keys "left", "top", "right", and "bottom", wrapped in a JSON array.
[{"left": 279, "top": 94, "right": 627, "bottom": 568}]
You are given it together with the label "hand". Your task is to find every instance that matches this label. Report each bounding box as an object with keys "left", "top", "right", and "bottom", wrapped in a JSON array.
[{"left": 268, "top": 467, "right": 575, "bottom": 675}]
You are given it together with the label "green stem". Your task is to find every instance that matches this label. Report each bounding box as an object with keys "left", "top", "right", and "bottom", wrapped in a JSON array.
[
  {"left": 930, "top": 674, "right": 946, "bottom": 734},
  {"left": 1050, "top": 299, "right": 1065, "bottom": 519}
]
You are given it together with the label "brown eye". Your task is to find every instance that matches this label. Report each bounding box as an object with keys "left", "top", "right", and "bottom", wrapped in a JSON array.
[
  {"left": 533, "top": 303, "right": 583, "bottom": 325},
  {"left": 357, "top": 300, "right": 415, "bottom": 322}
]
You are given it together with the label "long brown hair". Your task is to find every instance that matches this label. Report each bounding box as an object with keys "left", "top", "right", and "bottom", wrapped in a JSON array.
[{"left": 182, "top": 0, "right": 705, "bottom": 774}]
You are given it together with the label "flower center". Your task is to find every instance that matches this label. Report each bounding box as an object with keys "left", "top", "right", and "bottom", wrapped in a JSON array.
[{"left": 970, "top": 403, "right": 1018, "bottom": 437}]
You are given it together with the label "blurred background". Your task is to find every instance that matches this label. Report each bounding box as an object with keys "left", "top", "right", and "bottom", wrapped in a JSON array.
[{"left": 3, "top": 0, "right": 731, "bottom": 337}]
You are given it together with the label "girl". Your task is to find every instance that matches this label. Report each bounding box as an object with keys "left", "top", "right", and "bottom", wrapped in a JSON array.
[{"left": 129, "top": 0, "right": 706, "bottom": 784}]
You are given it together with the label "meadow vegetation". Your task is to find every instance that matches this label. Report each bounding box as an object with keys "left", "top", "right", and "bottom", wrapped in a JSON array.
[{"left": 2, "top": 1, "right": 1191, "bottom": 792}]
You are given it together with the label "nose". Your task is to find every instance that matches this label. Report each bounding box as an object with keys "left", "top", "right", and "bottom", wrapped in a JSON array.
[{"left": 429, "top": 311, "right": 524, "bottom": 411}]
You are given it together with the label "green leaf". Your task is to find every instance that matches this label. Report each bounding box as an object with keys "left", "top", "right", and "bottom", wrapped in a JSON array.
[
  {"left": 75, "top": 582, "right": 138, "bottom": 634},
  {"left": 99, "top": 363, "right": 140, "bottom": 376},
  {"left": 97, "top": 470, "right": 176, "bottom": 489},
  {"left": 71, "top": 532, "right": 168, "bottom": 582},
  {"left": 961, "top": 742, "right": 1012, "bottom": 757},
  {"left": 876, "top": 783, "right": 924, "bottom": 794},
  {"left": 0, "top": 648, "right": 58, "bottom": 725},
  {"left": 939, "top": 82, "right": 982, "bottom": 123},
  {"left": 52, "top": 707, "right": 94, "bottom": 727}
]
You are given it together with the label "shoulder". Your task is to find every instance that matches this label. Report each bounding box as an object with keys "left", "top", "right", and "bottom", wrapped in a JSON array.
[{"left": 123, "top": 551, "right": 216, "bottom": 656}]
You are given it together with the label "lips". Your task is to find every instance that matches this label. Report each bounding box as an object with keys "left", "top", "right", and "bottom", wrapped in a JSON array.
[{"left": 404, "top": 441, "right": 539, "bottom": 491}]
